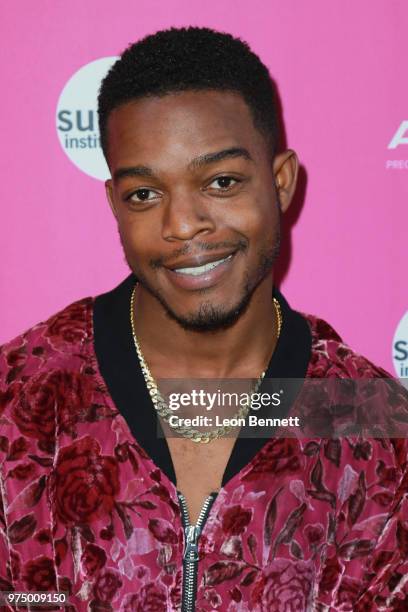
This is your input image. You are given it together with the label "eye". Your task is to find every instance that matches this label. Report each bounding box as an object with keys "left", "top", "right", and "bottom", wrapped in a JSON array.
[
  {"left": 208, "top": 176, "right": 239, "bottom": 191},
  {"left": 127, "top": 188, "right": 160, "bottom": 203}
]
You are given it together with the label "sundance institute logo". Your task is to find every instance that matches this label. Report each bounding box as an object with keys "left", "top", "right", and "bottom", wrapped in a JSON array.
[
  {"left": 56, "top": 57, "right": 118, "bottom": 180},
  {"left": 393, "top": 311, "right": 408, "bottom": 378}
]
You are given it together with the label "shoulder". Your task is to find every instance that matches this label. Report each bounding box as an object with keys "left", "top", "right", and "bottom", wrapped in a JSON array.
[
  {"left": 302, "top": 312, "right": 392, "bottom": 378},
  {"left": 0, "top": 296, "right": 95, "bottom": 410}
]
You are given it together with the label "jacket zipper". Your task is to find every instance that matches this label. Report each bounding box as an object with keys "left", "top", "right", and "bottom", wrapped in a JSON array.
[{"left": 178, "top": 491, "right": 218, "bottom": 612}]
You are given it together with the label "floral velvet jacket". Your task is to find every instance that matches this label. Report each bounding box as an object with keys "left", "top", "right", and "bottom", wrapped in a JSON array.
[{"left": 0, "top": 289, "right": 408, "bottom": 612}]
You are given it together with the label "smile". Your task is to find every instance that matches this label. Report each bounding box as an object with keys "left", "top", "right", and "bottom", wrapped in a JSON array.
[
  {"left": 173, "top": 255, "right": 233, "bottom": 276},
  {"left": 164, "top": 252, "right": 237, "bottom": 291}
]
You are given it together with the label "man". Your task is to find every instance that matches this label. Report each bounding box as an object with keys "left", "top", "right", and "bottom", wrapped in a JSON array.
[{"left": 0, "top": 27, "right": 407, "bottom": 612}]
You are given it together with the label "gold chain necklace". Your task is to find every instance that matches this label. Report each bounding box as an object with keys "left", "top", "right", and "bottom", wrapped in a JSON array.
[{"left": 130, "top": 285, "right": 282, "bottom": 443}]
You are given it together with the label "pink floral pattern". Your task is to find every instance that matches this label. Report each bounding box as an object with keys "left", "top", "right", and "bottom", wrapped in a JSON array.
[{"left": 0, "top": 299, "right": 407, "bottom": 610}]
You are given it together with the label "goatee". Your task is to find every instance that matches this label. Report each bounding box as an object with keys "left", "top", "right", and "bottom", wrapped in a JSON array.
[{"left": 121, "top": 223, "right": 281, "bottom": 332}]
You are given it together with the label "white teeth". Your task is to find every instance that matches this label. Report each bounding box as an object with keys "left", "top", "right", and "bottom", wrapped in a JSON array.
[{"left": 174, "top": 255, "right": 232, "bottom": 276}]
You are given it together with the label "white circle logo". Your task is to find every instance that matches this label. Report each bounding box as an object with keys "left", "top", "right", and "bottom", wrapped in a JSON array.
[
  {"left": 392, "top": 311, "right": 408, "bottom": 378},
  {"left": 56, "top": 57, "right": 118, "bottom": 180}
]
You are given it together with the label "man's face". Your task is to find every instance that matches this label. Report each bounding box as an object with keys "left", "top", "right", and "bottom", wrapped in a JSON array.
[{"left": 105, "top": 90, "right": 297, "bottom": 331}]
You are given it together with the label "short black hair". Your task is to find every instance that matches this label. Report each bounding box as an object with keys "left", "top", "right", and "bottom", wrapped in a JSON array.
[{"left": 98, "top": 27, "right": 280, "bottom": 160}]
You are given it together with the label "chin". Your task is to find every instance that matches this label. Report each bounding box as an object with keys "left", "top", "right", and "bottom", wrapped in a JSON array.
[
  {"left": 161, "top": 288, "right": 255, "bottom": 332},
  {"left": 165, "top": 305, "right": 247, "bottom": 332},
  {"left": 131, "top": 248, "right": 274, "bottom": 332}
]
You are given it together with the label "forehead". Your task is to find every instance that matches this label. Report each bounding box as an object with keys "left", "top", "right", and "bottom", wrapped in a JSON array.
[{"left": 105, "top": 90, "right": 268, "bottom": 168}]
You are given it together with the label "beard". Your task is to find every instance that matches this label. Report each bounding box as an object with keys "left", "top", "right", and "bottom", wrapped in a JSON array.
[{"left": 121, "top": 221, "right": 281, "bottom": 333}]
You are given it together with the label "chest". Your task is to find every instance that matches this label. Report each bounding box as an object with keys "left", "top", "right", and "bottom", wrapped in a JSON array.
[{"left": 166, "top": 436, "right": 237, "bottom": 524}]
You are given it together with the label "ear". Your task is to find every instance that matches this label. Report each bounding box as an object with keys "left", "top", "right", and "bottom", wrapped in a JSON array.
[
  {"left": 272, "top": 150, "right": 299, "bottom": 213},
  {"left": 105, "top": 179, "right": 118, "bottom": 219}
]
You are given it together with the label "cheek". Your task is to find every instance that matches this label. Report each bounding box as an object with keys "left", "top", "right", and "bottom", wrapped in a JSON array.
[
  {"left": 117, "top": 215, "right": 154, "bottom": 258},
  {"left": 232, "top": 195, "right": 278, "bottom": 240}
]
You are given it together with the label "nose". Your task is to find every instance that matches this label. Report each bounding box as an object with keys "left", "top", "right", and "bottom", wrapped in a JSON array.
[{"left": 161, "top": 189, "right": 215, "bottom": 242}]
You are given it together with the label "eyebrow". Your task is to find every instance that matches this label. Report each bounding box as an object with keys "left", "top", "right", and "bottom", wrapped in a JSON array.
[
  {"left": 113, "top": 165, "right": 154, "bottom": 182},
  {"left": 113, "top": 147, "right": 253, "bottom": 182},
  {"left": 188, "top": 147, "right": 253, "bottom": 169}
]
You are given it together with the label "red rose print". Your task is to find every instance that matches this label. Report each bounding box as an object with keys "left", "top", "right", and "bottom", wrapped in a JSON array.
[
  {"left": 11, "top": 374, "right": 55, "bottom": 446},
  {"left": 45, "top": 301, "right": 88, "bottom": 349},
  {"left": 81, "top": 543, "right": 107, "bottom": 577},
  {"left": 22, "top": 556, "right": 56, "bottom": 591},
  {"left": 121, "top": 583, "right": 167, "bottom": 611},
  {"left": 93, "top": 568, "right": 122, "bottom": 603},
  {"left": 53, "top": 436, "right": 120, "bottom": 525},
  {"left": 243, "top": 438, "right": 301, "bottom": 480},
  {"left": 222, "top": 505, "right": 252, "bottom": 535},
  {"left": 11, "top": 369, "right": 92, "bottom": 452},
  {"left": 251, "top": 559, "right": 314, "bottom": 611}
]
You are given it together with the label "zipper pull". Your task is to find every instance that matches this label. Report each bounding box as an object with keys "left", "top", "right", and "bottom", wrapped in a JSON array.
[{"left": 183, "top": 525, "right": 200, "bottom": 561}]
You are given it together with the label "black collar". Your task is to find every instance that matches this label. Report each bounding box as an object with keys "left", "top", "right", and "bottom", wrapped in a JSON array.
[{"left": 93, "top": 274, "right": 312, "bottom": 487}]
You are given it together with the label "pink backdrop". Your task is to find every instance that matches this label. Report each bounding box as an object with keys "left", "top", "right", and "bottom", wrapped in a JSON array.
[{"left": 1, "top": 1, "right": 407, "bottom": 375}]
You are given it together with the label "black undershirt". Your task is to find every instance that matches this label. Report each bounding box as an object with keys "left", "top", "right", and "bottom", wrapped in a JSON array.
[{"left": 93, "top": 274, "right": 312, "bottom": 488}]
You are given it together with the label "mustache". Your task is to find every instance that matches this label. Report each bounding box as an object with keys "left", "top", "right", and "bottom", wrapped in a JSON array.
[{"left": 149, "top": 239, "right": 248, "bottom": 269}]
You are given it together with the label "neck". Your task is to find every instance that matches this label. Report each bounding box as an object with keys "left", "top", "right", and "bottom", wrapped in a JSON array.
[{"left": 132, "top": 276, "right": 279, "bottom": 378}]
